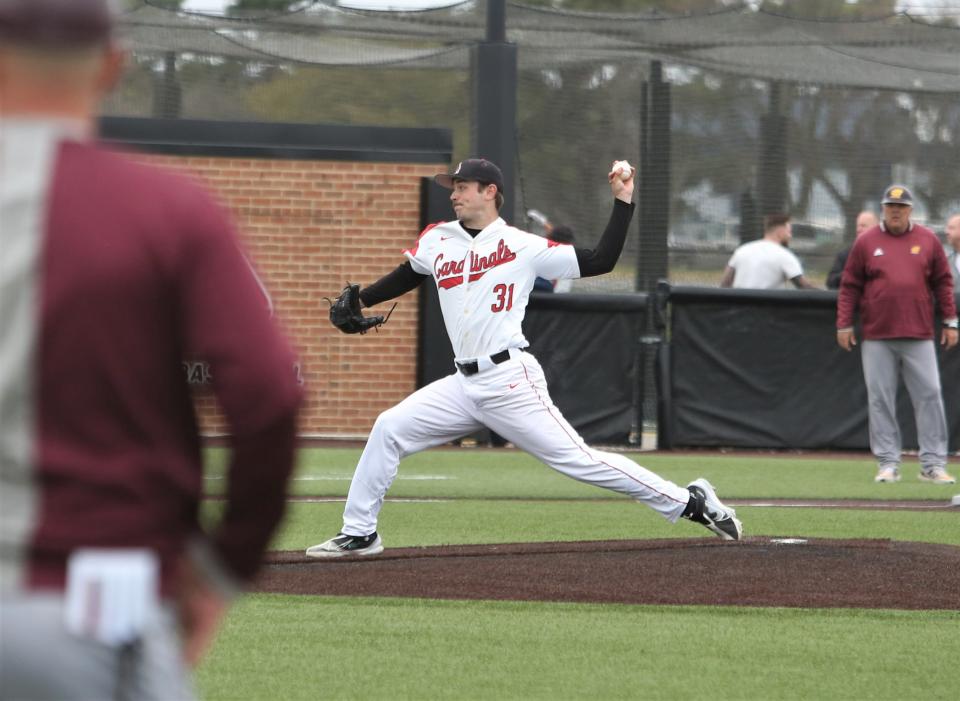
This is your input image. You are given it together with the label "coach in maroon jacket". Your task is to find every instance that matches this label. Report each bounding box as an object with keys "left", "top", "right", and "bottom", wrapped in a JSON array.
[
  {"left": 0, "top": 1, "right": 302, "bottom": 698},
  {"left": 836, "top": 185, "right": 958, "bottom": 485}
]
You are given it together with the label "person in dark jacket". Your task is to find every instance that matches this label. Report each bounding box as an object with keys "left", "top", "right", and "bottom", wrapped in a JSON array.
[{"left": 826, "top": 210, "right": 878, "bottom": 289}]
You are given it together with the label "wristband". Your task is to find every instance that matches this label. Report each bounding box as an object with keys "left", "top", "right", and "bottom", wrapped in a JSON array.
[{"left": 944, "top": 319, "right": 959, "bottom": 329}]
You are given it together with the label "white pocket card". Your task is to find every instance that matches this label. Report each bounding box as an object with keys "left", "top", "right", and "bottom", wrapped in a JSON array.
[{"left": 64, "top": 548, "right": 159, "bottom": 646}]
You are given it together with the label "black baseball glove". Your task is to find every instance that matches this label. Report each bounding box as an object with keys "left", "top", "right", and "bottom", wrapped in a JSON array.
[{"left": 327, "top": 283, "right": 391, "bottom": 334}]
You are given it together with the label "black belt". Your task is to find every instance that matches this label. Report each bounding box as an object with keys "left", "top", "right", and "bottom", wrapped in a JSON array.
[{"left": 456, "top": 349, "right": 513, "bottom": 376}]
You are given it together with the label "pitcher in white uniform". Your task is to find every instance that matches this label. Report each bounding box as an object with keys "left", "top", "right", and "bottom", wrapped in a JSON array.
[{"left": 306, "top": 158, "right": 742, "bottom": 557}]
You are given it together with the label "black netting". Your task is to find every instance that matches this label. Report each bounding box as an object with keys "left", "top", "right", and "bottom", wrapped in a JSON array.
[{"left": 108, "top": 1, "right": 960, "bottom": 291}]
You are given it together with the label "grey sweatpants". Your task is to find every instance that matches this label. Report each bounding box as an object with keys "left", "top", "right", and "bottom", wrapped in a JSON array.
[
  {"left": 0, "top": 594, "right": 194, "bottom": 701},
  {"left": 861, "top": 339, "right": 948, "bottom": 472}
]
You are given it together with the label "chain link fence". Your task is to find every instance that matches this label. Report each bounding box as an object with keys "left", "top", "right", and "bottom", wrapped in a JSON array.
[{"left": 110, "top": 1, "right": 960, "bottom": 293}]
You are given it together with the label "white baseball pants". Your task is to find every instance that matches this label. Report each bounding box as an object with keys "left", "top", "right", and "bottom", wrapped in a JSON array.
[{"left": 342, "top": 350, "right": 690, "bottom": 536}]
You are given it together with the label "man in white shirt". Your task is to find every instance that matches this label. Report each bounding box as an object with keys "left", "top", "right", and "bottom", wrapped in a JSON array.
[{"left": 720, "top": 213, "right": 817, "bottom": 289}]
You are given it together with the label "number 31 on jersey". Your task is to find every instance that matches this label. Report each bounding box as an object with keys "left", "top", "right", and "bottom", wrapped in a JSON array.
[{"left": 491, "top": 283, "right": 515, "bottom": 312}]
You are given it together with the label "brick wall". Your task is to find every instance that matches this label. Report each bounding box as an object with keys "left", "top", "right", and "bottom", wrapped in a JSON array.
[{"left": 140, "top": 154, "right": 439, "bottom": 437}]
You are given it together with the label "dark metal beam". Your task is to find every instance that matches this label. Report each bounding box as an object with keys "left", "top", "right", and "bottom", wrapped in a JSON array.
[
  {"left": 756, "top": 81, "right": 789, "bottom": 218},
  {"left": 486, "top": 0, "right": 506, "bottom": 42},
  {"left": 99, "top": 117, "right": 452, "bottom": 163},
  {"left": 472, "top": 0, "right": 517, "bottom": 223},
  {"left": 636, "top": 61, "right": 671, "bottom": 292}
]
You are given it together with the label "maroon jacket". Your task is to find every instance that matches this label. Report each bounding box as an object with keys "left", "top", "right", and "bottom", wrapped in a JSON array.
[
  {"left": 1, "top": 121, "right": 302, "bottom": 596},
  {"left": 837, "top": 222, "right": 957, "bottom": 339}
]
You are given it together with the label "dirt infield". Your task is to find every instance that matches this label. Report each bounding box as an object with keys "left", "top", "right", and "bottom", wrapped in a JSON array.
[{"left": 256, "top": 538, "right": 960, "bottom": 610}]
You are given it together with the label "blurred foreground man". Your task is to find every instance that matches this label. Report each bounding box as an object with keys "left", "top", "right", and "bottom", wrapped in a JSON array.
[
  {"left": 836, "top": 185, "right": 957, "bottom": 485},
  {"left": 0, "top": 1, "right": 302, "bottom": 698}
]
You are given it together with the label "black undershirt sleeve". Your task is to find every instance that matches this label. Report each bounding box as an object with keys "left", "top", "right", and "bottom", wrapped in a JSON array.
[
  {"left": 358, "top": 202, "right": 632, "bottom": 303},
  {"left": 574, "top": 199, "right": 636, "bottom": 277},
  {"left": 358, "top": 261, "right": 427, "bottom": 307}
]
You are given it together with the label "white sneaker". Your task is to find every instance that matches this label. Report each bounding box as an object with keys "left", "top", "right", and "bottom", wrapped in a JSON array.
[
  {"left": 305, "top": 532, "right": 384, "bottom": 558},
  {"left": 685, "top": 478, "right": 742, "bottom": 541},
  {"left": 874, "top": 466, "right": 901, "bottom": 483},
  {"left": 918, "top": 468, "right": 956, "bottom": 485}
]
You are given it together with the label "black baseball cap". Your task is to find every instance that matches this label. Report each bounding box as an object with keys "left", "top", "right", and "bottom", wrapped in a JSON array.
[
  {"left": 0, "top": 0, "right": 115, "bottom": 47},
  {"left": 435, "top": 158, "right": 505, "bottom": 193},
  {"left": 881, "top": 184, "right": 913, "bottom": 206}
]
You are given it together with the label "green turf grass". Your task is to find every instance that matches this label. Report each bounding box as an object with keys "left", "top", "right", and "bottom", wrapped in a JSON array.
[
  {"left": 196, "top": 447, "right": 960, "bottom": 700},
  {"left": 266, "top": 500, "right": 960, "bottom": 550},
  {"left": 204, "top": 447, "right": 958, "bottom": 500},
  {"left": 196, "top": 596, "right": 960, "bottom": 701}
]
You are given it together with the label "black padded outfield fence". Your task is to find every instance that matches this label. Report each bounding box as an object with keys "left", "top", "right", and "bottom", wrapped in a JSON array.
[{"left": 654, "top": 285, "right": 960, "bottom": 450}]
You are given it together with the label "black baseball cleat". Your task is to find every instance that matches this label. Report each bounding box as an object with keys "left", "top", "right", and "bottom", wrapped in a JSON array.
[
  {"left": 684, "top": 478, "right": 743, "bottom": 541},
  {"left": 305, "top": 532, "right": 384, "bottom": 558}
]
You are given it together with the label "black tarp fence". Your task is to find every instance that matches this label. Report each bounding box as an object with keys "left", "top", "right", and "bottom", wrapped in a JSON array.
[
  {"left": 656, "top": 284, "right": 960, "bottom": 450},
  {"left": 524, "top": 293, "right": 648, "bottom": 445},
  {"left": 419, "top": 281, "right": 958, "bottom": 449}
]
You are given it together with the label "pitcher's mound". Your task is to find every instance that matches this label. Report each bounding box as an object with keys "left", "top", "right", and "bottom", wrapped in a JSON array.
[{"left": 256, "top": 538, "right": 960, "bottom": 610}]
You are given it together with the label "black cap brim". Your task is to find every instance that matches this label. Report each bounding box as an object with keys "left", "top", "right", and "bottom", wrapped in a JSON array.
[
  {"left": 434, "top": 174, "right": 457, "bottom": 189},
  {"left": 434, "top": 174, "right": 502, "bottom": 192}
]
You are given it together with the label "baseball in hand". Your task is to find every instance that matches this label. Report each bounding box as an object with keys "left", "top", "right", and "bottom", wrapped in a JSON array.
[{"left": 611, "top": 160, "right": 633, "bottom": 181}]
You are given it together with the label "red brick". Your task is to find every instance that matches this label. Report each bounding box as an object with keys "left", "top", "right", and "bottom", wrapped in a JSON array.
[{"left": 134, "top": 153, "right": 440, "bottom": 436}]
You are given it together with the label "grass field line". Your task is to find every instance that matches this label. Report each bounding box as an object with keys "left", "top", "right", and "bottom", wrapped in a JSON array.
[
  {"left": 202, "top": 494, "right": 958, "bottom": 510},
  {"left": 732, "top": 499, "right": 956, "bottom": 510},
  {"left": 204, "top": 474, "right": 456, "bottom": 481}
]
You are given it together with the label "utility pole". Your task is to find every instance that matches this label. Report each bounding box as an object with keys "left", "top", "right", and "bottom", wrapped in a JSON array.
[{"left": 472, "top": 0, "right": 517, "bottom": 223}]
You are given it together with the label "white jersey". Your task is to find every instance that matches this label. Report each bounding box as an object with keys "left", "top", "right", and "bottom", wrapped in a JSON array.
[
  {"left": 727, "top": 239, "right": 804, "bottom": 289},
  {"left": 404, "top": 218, "right": 579, "bottom": 361}
]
